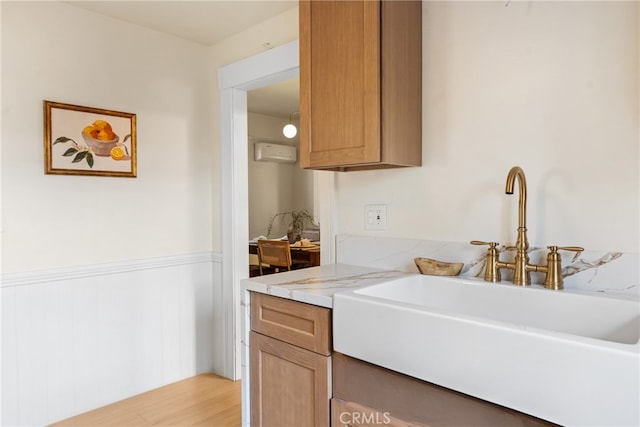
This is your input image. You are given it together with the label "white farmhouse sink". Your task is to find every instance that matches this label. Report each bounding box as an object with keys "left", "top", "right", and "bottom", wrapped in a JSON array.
[{"left": 333, "top": 275, "right": 640, "bottom": 426}]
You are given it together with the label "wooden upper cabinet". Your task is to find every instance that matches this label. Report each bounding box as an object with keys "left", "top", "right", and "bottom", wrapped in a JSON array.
[{"left": 299, "top": 0, "right": 422, "bottom": 171}]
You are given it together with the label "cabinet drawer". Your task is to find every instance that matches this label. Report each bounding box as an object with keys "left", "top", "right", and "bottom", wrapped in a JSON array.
[{"left": 250, "top": 292, "right": 331, "bottom": 355}]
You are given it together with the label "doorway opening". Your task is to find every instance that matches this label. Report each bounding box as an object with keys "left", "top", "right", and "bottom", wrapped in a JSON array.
[{"left": 218, "top": 41, "right": 335, "bottom": 380}]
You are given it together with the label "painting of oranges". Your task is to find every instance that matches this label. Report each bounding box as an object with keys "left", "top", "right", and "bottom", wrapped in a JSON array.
[
  {"left": 80, "top": 119, "right": 131, "bottom": 159},
  {"left": 44, "top": 101, "right": 137, "bottom": 177}
]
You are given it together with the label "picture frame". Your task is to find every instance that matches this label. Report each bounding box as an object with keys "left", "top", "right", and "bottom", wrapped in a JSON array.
[{"left": 44, "top": 100, "right": 137, "bottom": 177}]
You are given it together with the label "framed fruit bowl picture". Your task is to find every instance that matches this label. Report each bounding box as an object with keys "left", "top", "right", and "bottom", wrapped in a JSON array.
[{"left": 44, "top": 100, "right": 137, "bottom": 177}]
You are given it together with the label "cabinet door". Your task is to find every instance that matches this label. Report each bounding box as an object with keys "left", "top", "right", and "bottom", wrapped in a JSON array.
[
  {"left": 300, "top": 0, "right": 381, "bottom": 169},
  {"left": 250, "top": 331, "right": 330, "bottom": 427}
]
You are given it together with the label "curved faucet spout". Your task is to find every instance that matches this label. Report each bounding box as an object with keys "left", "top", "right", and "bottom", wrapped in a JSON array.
[
  {"left": 505, "top": 166, "right": 527, "bottom": 231},
  {"left": 505, "top": 166, "right": 530, "bottom": 285}
]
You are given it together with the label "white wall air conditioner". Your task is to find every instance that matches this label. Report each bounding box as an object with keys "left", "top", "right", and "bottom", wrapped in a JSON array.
[{"left": 254, "top": 142, "right": 297, "bottom": 163}]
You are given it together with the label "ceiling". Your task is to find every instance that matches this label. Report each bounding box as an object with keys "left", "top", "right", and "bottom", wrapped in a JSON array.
[
  {"left": 66, "top": 1, "right": 298, "bottom": 46},
  {"left": 66, "top": 0, "right": 299, "bottom": 118},
  {"left": 247, "top": 77, "right": 299, "bottom": 119}
]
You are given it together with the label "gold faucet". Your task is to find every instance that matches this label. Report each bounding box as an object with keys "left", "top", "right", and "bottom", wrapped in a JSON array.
[
  {"left": 472, "top": 166, "right": 583, "bottom": 289},
  {"left": 505, "top": 166, "right": 531, "bottom": 285}
]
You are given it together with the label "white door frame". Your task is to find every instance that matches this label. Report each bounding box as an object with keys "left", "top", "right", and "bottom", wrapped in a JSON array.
[{"left": 218, "top": 40, "right": 335, "bottom": 379}]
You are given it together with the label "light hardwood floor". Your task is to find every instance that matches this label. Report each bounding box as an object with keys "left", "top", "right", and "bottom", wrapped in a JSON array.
[{"left": 52, "top": 374, "right": 241, "bottom": 427}]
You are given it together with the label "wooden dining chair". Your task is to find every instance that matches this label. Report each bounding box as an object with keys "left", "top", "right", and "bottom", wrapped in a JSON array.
[
  {"left": 257, "top": 240, "right": 292, "bottom": 275},
  {"left": 249, "top": 254, "right": 275, "bottom": 277}
]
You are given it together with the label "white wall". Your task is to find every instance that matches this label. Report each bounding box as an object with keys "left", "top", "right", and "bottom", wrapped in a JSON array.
[
  {"left": 1, "top": 2, "right": 220, "bottom": 425},
  {"left": 337, "top": 1, "right": 639, "bottom": 254},
  {"left": 1, "top": 2, "right": 215, "bottom": 273}
]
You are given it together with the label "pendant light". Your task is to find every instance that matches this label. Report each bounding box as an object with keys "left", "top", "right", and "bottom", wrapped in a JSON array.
[{"left": 283, "top": 111, "right": 299, "bottom": 138}]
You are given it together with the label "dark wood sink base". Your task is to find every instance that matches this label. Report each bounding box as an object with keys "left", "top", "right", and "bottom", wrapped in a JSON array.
[{"left": 332, "top": 352, "right": 558, "bottom": 427}]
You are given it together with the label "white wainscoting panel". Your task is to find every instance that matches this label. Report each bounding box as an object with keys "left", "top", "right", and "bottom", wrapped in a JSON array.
[{"left": 1, "top": 252, "right": 223, "bottom": 426}]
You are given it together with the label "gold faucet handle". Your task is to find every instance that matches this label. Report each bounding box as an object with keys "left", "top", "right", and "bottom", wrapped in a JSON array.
[
  {"left": 548, "top": 245, "right": 584, "bottom": 254},
  {"left": 471, "top": 241, "right": 501, "bottom": 282},
  {"left": 544, "top": 246, "right": 584, "bottom": 290},
  {"left": 471, "top": 240, "right": 499, "bottom": 248}
]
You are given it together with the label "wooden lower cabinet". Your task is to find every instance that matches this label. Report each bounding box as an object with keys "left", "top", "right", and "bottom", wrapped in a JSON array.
[
  {"left": 249, "top": 292, "right": 331, "bottom": 427},
  {"left": 249, "top": 292, "right": 555, "bottom": 427},
  {"left": 332, "top": 353, "right": 556, "bottom": 427}
]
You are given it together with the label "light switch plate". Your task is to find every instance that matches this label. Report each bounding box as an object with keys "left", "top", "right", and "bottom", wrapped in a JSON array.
[{"left": 365, "top": 204, "right": 387, "bottom": 230}]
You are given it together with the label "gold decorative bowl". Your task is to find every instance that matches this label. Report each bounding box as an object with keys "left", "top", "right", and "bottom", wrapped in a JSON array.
[{"left": 414, "top": 257, "right": 463, "bottom": 276}]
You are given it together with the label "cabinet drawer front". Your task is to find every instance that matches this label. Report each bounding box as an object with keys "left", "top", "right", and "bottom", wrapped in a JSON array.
[{"left": 250, "top": 292, "right": 331, "bottom": 355}]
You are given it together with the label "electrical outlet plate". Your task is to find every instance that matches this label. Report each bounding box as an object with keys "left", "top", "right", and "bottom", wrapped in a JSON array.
[{"left": 365, "top": 204, "right": 387, "bottom": 230}]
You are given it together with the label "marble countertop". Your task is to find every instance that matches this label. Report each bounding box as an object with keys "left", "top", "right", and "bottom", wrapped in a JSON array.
[{"left": 240, "top": 263, "right": 409, "bottom": 308}]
